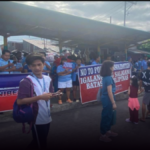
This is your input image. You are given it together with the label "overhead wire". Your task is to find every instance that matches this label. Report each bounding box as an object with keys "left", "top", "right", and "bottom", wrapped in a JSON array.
[{"left": 98, "top": 2, "right": 124, "bottom": 20}]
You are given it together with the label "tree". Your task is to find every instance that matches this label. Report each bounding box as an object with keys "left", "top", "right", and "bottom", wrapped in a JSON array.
[{"left": 137, "top": 39, "right": 150, "bottom": 52}]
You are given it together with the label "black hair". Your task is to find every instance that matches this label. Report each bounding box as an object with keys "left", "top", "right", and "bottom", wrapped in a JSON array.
[
  {"left": 100, "top": 60, "right": 114, "bottom": 77},
  {"left": 107, "top": 55, "right": 111, "bottom": 58},
  {"left": 93, "top": 53, "right": 100, "bottom": 60},
  {"left": 130, "top": 76, "right": 139, "bottom": 88},
  {"left": 75, "top": 57, "right": 82, "bottom": 61},
  {"left": 26, "top": 53, "right": 45, "bottom": 65},
  {"left": 40, "top": 52, "right": 46, "bottom": 57},
  {"left": 2, "top": 50, "right": 11, "bottom": 55},
  {"left": 147, "top": 61, "right": 150, "bottom": 67},
  {"left": 61, "top": 57, "right": 67, "bottom": 64},
  {"left": 24, "top": 53, "right": 29, "bottom": 57}
]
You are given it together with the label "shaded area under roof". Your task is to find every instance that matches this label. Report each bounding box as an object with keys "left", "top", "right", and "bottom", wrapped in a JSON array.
[{"left": 0, "top": 2, "right": 150, "bottom": 49}]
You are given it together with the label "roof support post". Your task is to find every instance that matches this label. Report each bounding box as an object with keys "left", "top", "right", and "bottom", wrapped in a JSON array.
[
  {"left": 97, "top": 44, "right": 101, "bottom": 63},
  {"left": 125, "top": 45, "right": 128, "bottom": 61},
  {"left": 4, "top": 35, "right": 8, "bottom": 50}
]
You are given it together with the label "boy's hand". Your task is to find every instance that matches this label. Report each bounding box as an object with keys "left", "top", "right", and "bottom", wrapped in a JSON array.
[{"left": 40, "top": 93, "right": 53, "bottom": 101}]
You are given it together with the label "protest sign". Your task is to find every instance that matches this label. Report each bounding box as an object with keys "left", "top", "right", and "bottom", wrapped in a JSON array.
[
  {"left": 78, "top": 62, "right": 131, "bottom": 104},
  {"left": 63, "top": 62, "right": 72, "bottom": 69}
]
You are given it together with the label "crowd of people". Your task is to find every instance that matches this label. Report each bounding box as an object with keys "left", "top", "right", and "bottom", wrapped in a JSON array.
[
  {"left": 0, "top": 49, "right": 103, "bottom": 104},
  {"left": 1, "top": 49, "right": 150, "bottom": 147}
]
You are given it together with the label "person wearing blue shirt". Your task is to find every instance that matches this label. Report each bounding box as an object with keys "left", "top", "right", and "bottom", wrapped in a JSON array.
[
  {"left": 138, "top": 58, "right": 142, "bottom": 71},
  {"left": 23, "top": 64, "right": 32, "bottom": 73},
  {"left": 21, "top": 53, "right": 28, "bottom": 66},
  {"left": 0, "top": 50, "right": 15, "bottom": 74},
  {"left": 72, "top": 57, "right": 85, "bottom": 102},
  {"left": 57, "top": 57, "right": 73, "bottom": 105},
  {"left": 91, "top": 54, "right": 101, "bottom": 65},
  {"left": 141, "top": 56, "right": 148, "bottom": 71},
  {"left": 40, "top": 52, "right": 51, "bottom": 74},
  {"left": 11, "top": 55, "right": 23, "bottom": 74},
  {"left": 99, "top": 61, "right": 117, "bottom": 142}
]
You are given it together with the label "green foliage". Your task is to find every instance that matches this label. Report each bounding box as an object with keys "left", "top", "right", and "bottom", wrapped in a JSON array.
[{"left": 137, "top": 39, "right": 150, "bottom": 52}]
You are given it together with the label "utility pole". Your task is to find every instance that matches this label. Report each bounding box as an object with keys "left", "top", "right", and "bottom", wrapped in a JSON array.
[
  {"left": 110, "top": 16, "right": 111, "bottom": 24},
  {"left": 124, "top": 1, "right": 136, "bottom": 27},
  {"left": 124, "top": 1, "right": 126, "bottom": 26}
]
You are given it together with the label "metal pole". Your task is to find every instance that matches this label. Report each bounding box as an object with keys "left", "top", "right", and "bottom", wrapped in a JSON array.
[
  {"left": 110, "top": 16, "right": 111, "bottom": 24},
  {"left": 124, "top": 1, "right": 126, "bottom": 26}
]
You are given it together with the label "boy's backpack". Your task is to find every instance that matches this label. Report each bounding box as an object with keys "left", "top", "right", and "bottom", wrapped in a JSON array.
[{"left": 13, "top": 77, "right": 35, "bottom": 134}]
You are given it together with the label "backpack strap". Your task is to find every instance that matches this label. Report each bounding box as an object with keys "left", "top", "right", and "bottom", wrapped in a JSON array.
[{"left": 22, "top": 77, "right": 34, "bottom": 134}]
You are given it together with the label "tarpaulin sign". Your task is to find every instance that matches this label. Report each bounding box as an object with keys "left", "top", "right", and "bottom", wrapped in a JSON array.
[
  {"left": 0, "top": 73, "right": 48, "bottom": 112},
  {"left": 78, "top": 62, "right": 131, "bottom": 104}
]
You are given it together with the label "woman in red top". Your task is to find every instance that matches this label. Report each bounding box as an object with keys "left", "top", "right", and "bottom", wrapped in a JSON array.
[{"left": 126, "top": 76, "right": 142, "bottom": 124}]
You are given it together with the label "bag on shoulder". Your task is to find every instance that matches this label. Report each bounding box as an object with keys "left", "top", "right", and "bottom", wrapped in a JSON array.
[{"left": 13, "top": 77, "right": 34, "bottom": 134}]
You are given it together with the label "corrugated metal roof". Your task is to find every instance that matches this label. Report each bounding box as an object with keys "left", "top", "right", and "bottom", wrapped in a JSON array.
[
  {"left": 0, "top": 2, "right": 150, "bottom": 49},
  {"left": 23, "top": 39, "right": 59, "bottom": 52}
]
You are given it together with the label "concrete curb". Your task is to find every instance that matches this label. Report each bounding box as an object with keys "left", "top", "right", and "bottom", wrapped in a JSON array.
[{"left": 0, "top": 93, "right": 144, "bottom": 123}]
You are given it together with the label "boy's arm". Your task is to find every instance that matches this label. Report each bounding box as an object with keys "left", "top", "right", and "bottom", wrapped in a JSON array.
[
  {"left": 17, "top": 96, "right": 42, "bottom": 105},
  {"left": 17, "top": 78, "right": 52, "bottom": 105}
]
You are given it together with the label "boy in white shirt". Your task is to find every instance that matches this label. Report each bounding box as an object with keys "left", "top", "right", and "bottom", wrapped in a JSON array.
[{"left": 17, "top": 53, "right": 60, "bottom": 149}]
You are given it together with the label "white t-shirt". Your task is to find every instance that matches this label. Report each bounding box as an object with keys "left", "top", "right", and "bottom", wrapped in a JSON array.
[{"left": 27, "top": 75, "right": 52, "bottom": 125}]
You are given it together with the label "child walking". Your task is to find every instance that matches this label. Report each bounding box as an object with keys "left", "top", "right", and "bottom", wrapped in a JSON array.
[{"left": 126, "top": 75, "right": 142, "bottom": 124}]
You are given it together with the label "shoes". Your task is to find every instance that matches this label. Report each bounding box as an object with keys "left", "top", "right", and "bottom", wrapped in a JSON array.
[
  {"left": 73, "top": 99, "right": 76, "bottom": 102},
  {"left": 76, "top": 100, "right": 80, "bottom": 102},
  {"left": 66, "top": 99, "right": 73, "bottom": 103},
  {"left": 126, "top": 118, "right": 131, "bottom": 123},
  {"left": 100, "top": 135, "right": 112, "bottom": 142},
  {"left": 58, "top": 100, "right": 62, "bottom": 105},
  {"left": 106, "top": 131, "right": 118, "bottom": 137}
]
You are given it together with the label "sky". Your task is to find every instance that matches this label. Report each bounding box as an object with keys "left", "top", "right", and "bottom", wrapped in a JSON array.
[{"left": 0, "top": 1, "right": 150, "bottom": 45}]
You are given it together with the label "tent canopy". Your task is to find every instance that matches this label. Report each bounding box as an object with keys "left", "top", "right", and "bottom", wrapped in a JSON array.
[{"left": 0, "top": 2, "right": 150, "bottom": 49}]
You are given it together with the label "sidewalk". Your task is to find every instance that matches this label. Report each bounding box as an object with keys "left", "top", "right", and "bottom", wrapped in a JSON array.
[{"left": 0, "top": 92, "right": 143, "bottom": 123}]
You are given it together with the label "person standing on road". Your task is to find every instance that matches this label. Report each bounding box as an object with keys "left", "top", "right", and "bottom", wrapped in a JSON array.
[
  {"left": 126, "top": 76, "right": 142, "bottom": 124},
  {"left": 99, "top": 60, "right": 118, "bottom": 142},
  {"left": 139, "top": 60, "right": 150, "bottom": 122},
  {"left": 17, "top": 53, "right": 58, "bottom": 149}
]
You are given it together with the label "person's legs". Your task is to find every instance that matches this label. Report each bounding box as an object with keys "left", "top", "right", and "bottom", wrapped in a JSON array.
[
  {"left": 100, "top": 104, "right": 113, "bottom": 135},
  {"left": 27, "top": 125, "right": 38, "bottom": 149},
  {"left": 66, "top": 80, "right": 73, "bottom": 103},
  {"left": 141, "top": 103, "right": 146, "bottom": 121},
  {"left": 36, "top": 123, "right": 50, "bottom": 149},
  {"left": 129, "top": 108, "right": 134, "bottom": 122},
  {"left": 66, "top": 88, "right": 71, "bottom": 100},
  {"left": 73, "top": 85, "right": 77, "bottom": 101},
  {"left": 133, "top": 109, "right": 139, "bottom": 123},
  {"left": 58, "top": 88, "right": 64, "bottom": 104}
]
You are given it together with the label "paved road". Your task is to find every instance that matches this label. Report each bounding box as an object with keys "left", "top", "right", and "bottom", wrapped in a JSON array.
[{"left": 0, "top": 97, "right": 150, "bottom": 149}]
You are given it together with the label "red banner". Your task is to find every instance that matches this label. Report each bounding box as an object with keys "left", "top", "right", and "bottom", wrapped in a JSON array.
[
  {"left": 78, "top": 62, "right": 131, "bottom": 104},
  {"left": 0, "top": 73, "right": 47, "bottom": 112}
]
